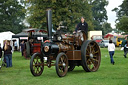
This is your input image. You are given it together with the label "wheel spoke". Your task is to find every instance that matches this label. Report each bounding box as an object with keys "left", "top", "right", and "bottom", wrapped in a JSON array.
[
  {"left": 58, "top": 64, "right": 63, "bottom": 66},
  {"left": 93, "top": 56, "right": 97, "bottom": 58},
  {"left": 60, "top": 57, "right": 63, "bottom": 63},
  {"left": 88, "top": 64, "right": 91, "bottom": 69},
  {"left": 92, "top": 58, "right": 99, "bottom": 62},
  {"left": 86, "top": 49, "right": 90, "bottom": 54},
  {"left": 33, "top": 59, "right": 36, "bottom": 63},
  {"left": 61, "top": 67, "right": 64, "bottom": 72},
  {"left": 89, "top": 44, "right": 91, "bottom": 53},
  {"left": 56, "top": 53, "right": 68, "bottom": 77},
  {"left": 87, "top": 59, "right": 91, "bottom": 65},
  {"left": 94, "top": 50, "right": 99, "bottom": 54},
  {"left": 88, "top": 62, "right": 94, "bottom": 69},
  {"left": 87, "top": 43, "right": 98, "bottom": 70},
  {"left": 30, "top": 53, "right": 44, "bottom": 76},
  {"left": 33, "top": 63, "right": 43, "bottom": 66},
  {"left": 63, "top": 57, "right": 67, "bottom": 63},
  {"left": 36, "top": 66, "right": 39, "bottom": 73},
  {"left": 92, "top": 47, "right": 95, "bottom": 54},
  {"left": 33, "top": 66, "right": 35, "bottom": 71},
  {"left": 92, "top": 43, "right": 96, "bottom": 48},
  {"left": 86, "top": 55, "right": 90, "bottom": 57},
  {"left": 36, "top": 57, "right": 39, "bottom": 62}
]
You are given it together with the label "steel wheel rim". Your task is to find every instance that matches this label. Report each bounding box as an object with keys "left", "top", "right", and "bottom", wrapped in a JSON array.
[
  {"left": 32, "top": 55, "right": 44, "bottom": 76},
  {"left": 57, "top": 54, "right": 68, "bottom": 76},
  {"left": 85, "top": 41, "right": 101, "bottom": 71}
]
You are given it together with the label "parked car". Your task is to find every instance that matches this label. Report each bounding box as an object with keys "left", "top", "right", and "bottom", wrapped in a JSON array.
[{"left": 99, "top": 40, "right": 109, "bottom": 48}]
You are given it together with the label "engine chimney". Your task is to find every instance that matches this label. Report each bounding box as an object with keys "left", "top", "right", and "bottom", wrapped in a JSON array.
[{"left": 46, "top": 9, "right": 52, "bottom": 41}]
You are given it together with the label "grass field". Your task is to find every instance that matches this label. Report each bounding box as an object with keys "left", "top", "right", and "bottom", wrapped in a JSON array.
[{"left": 0, "top": 48, "right": 128, "bottom": 85}]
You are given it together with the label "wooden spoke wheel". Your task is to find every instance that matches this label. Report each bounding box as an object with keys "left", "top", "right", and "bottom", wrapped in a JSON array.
[
  {"left": 68, "top": 61, "right": 75, "bottom": 72},
  {"left": 30, "top": 53, "right": 44, "bottom": 76},
  {"left": 56, "top": 52, "right": 68, "bottom": 77},
  {"left": 81, "top": 40, "right": 101, "bottom": 72}
]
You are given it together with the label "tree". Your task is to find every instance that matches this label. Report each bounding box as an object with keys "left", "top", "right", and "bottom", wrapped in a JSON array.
[
  {"left": 112, "top": 0, "right": 128, "bottom": 20},
  {"left": 0, "top": 0, "right": 25, "bottom": 33},
  {"left": 88, "top": 0, "right": 108, "bottom": 30},
  {"left": 102, "top": 22, "right": 112, "bottom": 35},
  {"left": 24, "top": 0, "right": 94, "bottom": 32},
  {"left": 116, "top": 16, "right": 128, "bottom": 33},
  {"left": 112, "top": 0, "right": 128, "bottom": 33}
]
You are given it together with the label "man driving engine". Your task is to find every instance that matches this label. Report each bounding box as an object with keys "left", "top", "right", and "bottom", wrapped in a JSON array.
[{"left": 74, "top": 17, "right": 88, "bottom": 33}]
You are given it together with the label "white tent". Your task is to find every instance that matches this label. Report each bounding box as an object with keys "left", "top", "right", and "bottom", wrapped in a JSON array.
[{"left": 0, "top": 31, "right": 15, "bottom": 48}]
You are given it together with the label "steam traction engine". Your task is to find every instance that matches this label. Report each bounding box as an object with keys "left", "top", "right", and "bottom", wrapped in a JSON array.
[
  {"left": 30, "top": 9, "right": 101, "bottom": 77},
  {"left": 23, "top": 28, "right": 47, "bottom": 59}
]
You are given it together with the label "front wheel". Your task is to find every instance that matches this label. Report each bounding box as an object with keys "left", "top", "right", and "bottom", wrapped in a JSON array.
[
  {"left": 30, "top": 53, "right": 44, "bottom": 76},
  {"left": 55, "top": 52, "right": 68, "bottom": 77}
]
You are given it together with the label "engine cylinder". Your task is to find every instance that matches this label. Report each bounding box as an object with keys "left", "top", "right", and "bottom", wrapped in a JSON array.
[{"left": 42, "top": 42, "right": 59, "bottom": 56}]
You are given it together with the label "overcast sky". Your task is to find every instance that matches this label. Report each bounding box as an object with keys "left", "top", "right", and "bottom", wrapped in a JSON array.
[{"left": 106, "top": 0, "right": 123, "bottom": 28}]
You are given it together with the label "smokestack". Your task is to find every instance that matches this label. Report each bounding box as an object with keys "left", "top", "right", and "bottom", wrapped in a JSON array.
[{"left": 46, "top": 9, "right": 52, "bottom": 41}]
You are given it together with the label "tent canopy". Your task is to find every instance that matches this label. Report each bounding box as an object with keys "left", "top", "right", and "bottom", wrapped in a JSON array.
[
  {"left": 104, "top": 33, "right": 114, "bottom": 38},
  {"left": 0, "top": 31, "right": 15, "bottom": 47}
]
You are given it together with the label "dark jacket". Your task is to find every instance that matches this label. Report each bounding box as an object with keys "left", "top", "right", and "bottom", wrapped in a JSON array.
[
  {"left": 0, "top": 47, "right": 2, "bottom": 58},
  {"left": 75, "top": 22, "right": 88, "bottom": 33},
  {"left": 20, "top": 43, "right": 25, "bottom": 51},
  {"left": 3, "top": 45, "right": 12, "bottom": 55},
  {"left": 121, "top": 40, "right": 127, "bottom": 47}
]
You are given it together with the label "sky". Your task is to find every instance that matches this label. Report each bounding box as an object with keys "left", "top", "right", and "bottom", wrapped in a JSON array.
[{"left": 106, "top": 0, "right": 123, "bottom": 28}]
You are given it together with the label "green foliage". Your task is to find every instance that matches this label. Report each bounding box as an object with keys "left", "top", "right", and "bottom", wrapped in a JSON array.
[
  {"left": 102, "top": 22, "right": 112, "bottom": 35},
  {"left": 113, "top": 0, "right": 128, "bottom": 32},
  {"left": 0, "top": 0, "right": 25, "bottom": 33},
  {"left": 113, "top": 0, "right": 128, "bottom": 19},
  {"left": 0, "top": 48, "right": 128, "bottom": 85},
  {"left": 24, "top": 0, "right": 94, "bottom": 32},
  {"left": 89, "top": 0, "right": 108, "bottom": 31},
  {"left": 116, "top": 16, "right": 128, "bottom": 33}
]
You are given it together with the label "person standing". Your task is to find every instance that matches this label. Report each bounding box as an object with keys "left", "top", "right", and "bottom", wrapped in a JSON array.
[
  {"left": 124, "top": 40, "right": 128, "bottom": 58},
  {"left": 14, "top": 40, "right": 17, "bottom": 51},
  {"left": 3, "top": 40, "right": 12, "bottom": 67},
  {"left": 74, "top": 17, "right": 88, "bottom": 33},
  {"left": 20, "top": 41, "right": 25, "bottom": 56},
  {"left": 121, "top": 37, "right": 127, "bottom": 58},
  {"left": 0, "top": 43, "right": 2, "bottom": 69},
  {"left": 108, "top": 40, "right": 115, "bottom": 65},
  {"left": 0, "top": 43, "right": 2, "bottom": 59}
]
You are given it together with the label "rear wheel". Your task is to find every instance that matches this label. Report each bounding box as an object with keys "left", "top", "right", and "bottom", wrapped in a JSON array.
[
  {"left": 24, "top": 42, "right": 30, "bottom": 58},
  {"left": 81, "top": 40, "right": 101, "bottom": 72},
  {"left": 56, "top": 52, "right": 68, "bottom": 77}
]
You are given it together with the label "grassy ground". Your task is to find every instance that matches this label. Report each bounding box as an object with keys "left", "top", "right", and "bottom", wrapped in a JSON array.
[{"left": 0, "top": 48, "right": 128, "bottom": 85}]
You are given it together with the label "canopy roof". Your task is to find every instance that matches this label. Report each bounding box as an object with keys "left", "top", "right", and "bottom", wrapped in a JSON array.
[
  {"left": 12, "top": 28, "right": 48, "bottom": 38},
  {"left": 0, "top": 31, "right": 15, "bottom": 47}
]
